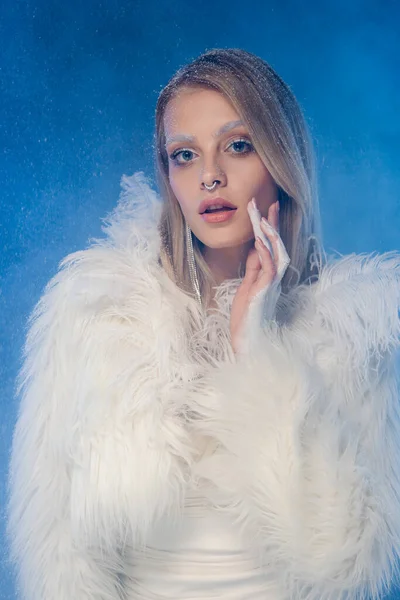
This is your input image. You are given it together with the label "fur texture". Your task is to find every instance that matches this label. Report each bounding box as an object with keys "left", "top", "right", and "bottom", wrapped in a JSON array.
[{"left": 6, "top": 172, "right": 400, "bottom": 599}]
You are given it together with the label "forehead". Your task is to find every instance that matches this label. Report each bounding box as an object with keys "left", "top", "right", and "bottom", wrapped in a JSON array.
[{"left": 163, "top": 87, "right": 241, "bottom": 131}]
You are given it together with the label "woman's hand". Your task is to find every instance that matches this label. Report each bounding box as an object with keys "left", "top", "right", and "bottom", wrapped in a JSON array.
[{"left": 230, "top": 198, "right": 290, "bottom": 356}]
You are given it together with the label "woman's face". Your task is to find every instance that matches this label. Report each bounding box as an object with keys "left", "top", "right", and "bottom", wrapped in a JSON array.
[{"left": 164, "top": 86, "right": 278, "bottom": 250}]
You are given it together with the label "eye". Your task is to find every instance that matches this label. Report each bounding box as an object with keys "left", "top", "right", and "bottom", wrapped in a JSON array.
[
  {"left": 227, "top": 138, "right": 254, "bottom": 154},
  {"left": 168, "top": 137, "right": 254, "bottom": 167},
  {"left": 169, "top": 148, "right": 197, "bottom": 166}
]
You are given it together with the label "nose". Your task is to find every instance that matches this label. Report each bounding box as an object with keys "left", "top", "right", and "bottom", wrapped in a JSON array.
[{"left": 200, "top": 156, "right": 227, "bottom": 190}]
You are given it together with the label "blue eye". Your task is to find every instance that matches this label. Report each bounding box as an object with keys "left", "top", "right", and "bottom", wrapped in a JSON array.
[
  {"left": 169, "top": 137, "right": 254, "bottom": 166},
  {"left": 170, "top": 149, "right": 195, "bottom": 164},
  {"left": 228, "top": 139, "right": 254, "bottom": 154}
]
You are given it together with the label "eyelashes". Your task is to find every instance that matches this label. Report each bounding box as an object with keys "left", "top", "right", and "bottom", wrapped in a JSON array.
[{"left": 169, "top": 138, "right": 254, "bottom": 166}]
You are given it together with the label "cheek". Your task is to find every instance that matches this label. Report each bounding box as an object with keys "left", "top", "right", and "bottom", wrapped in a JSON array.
[
  {"left": 169, "top": 171, "right": 195, "bottom": 217},
  {"left": 169, "top": 174, "right": 184, "bottom": 206},
  {"left": 252, "top": 170, "right": 278, "bottom": 207},
  {"left": 168, "top": 170, "right": 178, "bottom": 195},
  {"left": 251, "top": 161, "right": 275, "bottom": 188},
  {"left": 235, "top": 157, "right": 276, "bottom": 192}
]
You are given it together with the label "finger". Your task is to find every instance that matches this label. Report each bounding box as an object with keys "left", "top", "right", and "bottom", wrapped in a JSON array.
[
  {"left": 251, "top": 249, "right": 277, "bottom": 297},
  {"left": 255, "top": 236, "right": 276, "bottom": 279},
  {"left": 275, "top": 237, "right": 290, "bottom": 279},
  {"left": 242, "top": 247, "right": 262, "bottom": 286},
  {"left": 260, "top": 217, "right": 279, "bottom": 262},
  {"left": 247, "top": 198, "right": 273, "bottom": 255},
  {"left": 247, "top": 198, "right": 262, "bottom": 238},
  {"left": 261, "top": 219, "right": 290, "bottom": 279}
]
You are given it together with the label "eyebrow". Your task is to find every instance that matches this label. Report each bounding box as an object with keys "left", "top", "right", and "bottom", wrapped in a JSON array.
[{"left": 165, "top": 120, "right": 245, "bottom": 146}]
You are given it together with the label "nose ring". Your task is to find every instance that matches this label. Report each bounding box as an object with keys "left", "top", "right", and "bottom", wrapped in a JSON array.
[{"left": 204, "top": 181, "right": 218, "bottom": 191}]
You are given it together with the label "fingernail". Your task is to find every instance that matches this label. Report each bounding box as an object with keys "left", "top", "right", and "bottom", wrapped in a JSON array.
[{"left": 255, "top": 240, "right": 263, "bottom": 264}]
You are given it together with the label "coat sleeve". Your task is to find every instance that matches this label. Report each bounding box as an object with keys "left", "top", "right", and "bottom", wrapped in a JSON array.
[
  {"left": 6, "top": 250, "right": 128, "bottom": 600},
  {"left": 191, "top": 252, "right": 400, "bottom": 600}
]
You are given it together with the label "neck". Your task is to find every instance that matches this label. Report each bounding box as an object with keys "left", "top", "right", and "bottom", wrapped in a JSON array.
[{"left": 202, "top": 240, "right": 254, "bottom": 286}]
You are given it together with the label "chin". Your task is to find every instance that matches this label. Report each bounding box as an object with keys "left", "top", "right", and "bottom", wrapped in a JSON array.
[
  {"left": 192, "top": 218, "right": 254, "bottom": 248},
  {"left": 202, "top": 240, "right": 233, "bottom": 249},
  {"left": 197, "top": 232, "right": 254, "bottom": 250}
]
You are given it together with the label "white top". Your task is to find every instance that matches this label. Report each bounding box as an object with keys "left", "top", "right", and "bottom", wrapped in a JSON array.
[{"left": 122, "top": 488, "right": 280, "bottom": 599}]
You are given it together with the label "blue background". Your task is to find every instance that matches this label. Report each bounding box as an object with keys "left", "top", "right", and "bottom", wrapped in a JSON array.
[{"left": 1, "top": 0, "right": 399, "bottom": 596}]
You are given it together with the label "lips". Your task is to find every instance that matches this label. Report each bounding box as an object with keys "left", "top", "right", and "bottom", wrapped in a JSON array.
[
  {"left": 204, "top": 206, "right": 235, "bottom": 213},
  {"left": 198, "top": 197, "right": 237, "bottom": 215}
]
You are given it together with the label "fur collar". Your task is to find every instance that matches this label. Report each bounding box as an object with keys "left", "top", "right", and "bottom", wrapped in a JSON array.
[{"left": 9, "top": 171, "right": 400, "bottom": 600}]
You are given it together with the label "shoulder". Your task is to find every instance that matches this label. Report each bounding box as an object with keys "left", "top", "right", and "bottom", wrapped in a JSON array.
[
  {"left": 22, "top": 172, "right": 170, "bottom": 383},
  {"left": 311, "top": 251, "right": 400, "bottom": 350},
  {"left": 279, "top": 251, "right": 400, "bottom": 373},
  {"left": 18, "top": 173, "right": 181, "bottom": 439},
  {"left": 311, "top": 250, "right": 400, "bottom": 299},
  {"left": 32, "top": 172, "right": 164, "bottom": 324}
]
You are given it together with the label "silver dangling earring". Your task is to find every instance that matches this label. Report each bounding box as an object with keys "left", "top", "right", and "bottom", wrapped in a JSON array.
[{"left": 185, "top": 222, "right": 202, "bottom": 307}]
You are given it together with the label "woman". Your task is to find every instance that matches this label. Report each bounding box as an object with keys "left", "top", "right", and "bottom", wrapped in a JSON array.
[{"left": 7, "top": 48, "right": 400, "bottom": 600}]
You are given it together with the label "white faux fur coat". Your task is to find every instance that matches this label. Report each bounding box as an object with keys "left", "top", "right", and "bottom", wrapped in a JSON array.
[{"left": 7, "top": 172, "right": 400, "bottom": 600}]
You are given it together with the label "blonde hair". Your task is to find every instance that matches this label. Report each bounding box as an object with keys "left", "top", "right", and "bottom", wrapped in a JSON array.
[{"left": 154, "top": 48, "right": 324, "bottom": 308}]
